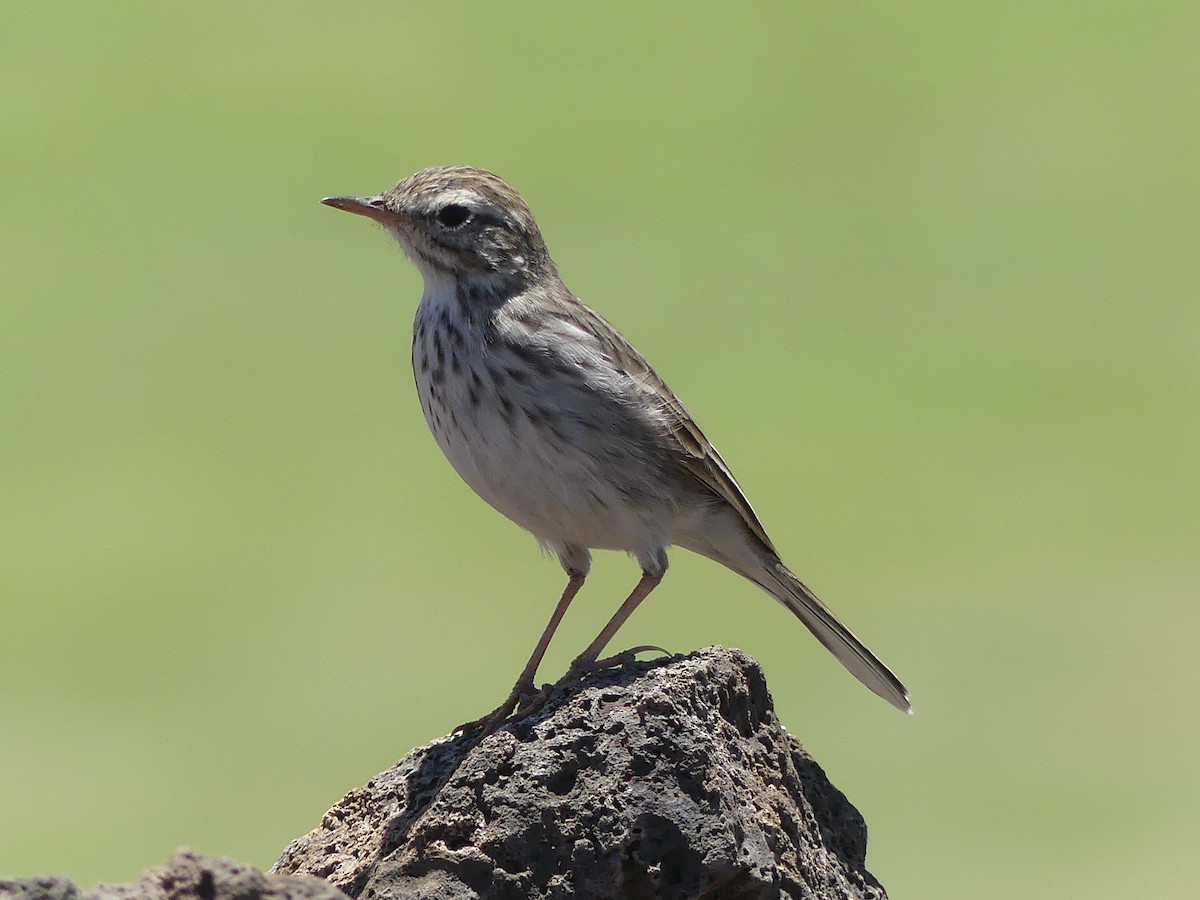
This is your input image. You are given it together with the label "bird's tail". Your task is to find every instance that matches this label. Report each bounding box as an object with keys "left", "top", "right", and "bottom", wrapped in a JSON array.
[{"left": 760, "top": 562, "right": 911, "bottom": 714}]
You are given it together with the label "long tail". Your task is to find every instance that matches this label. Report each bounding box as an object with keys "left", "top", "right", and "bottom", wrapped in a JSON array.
[{"left": 762, "top": 562, "right": 911, "bottom": 713}]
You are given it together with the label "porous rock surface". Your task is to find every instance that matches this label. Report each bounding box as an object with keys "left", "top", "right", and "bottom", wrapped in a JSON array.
[{"left": 273, "top": 646, "right": 887, "bottom": 899}]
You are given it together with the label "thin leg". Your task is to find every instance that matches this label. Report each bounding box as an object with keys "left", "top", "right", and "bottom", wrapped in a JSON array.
[
  {"left": 568, "top": 570, "right": 664, "bottom": 675},
  {"left": 456, "top": 572, "right": 586, "bottom": 735},
  {"left": 512, "top": 572, "right": 586, "bottom": 688}
]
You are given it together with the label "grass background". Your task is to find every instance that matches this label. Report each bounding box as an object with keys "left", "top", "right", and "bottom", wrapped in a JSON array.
[{"left": 2, "top": 3, "right": 1197, "bottom": 897}]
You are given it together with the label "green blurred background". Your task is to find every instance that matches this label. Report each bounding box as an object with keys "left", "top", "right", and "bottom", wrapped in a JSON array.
[{"left": 2, "top": 3, "right": 1197, "bottom": 896}]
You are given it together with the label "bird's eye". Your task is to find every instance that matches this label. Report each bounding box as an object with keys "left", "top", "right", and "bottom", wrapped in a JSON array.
[{"left": 436, "top": 204, "right": 472, "bottom": 228}]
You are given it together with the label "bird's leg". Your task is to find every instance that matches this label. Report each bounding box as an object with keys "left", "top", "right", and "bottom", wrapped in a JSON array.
[
  {"left": 566, "top": 570, "right": 664, "bottom": 678},
  {"left": 456, "top": 571, "right": 586, "bottom": 735}
]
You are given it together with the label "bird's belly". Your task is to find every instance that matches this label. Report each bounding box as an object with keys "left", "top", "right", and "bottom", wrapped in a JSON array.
[
  {"left": 416, "top": 371, "right": 674, "bottom": 552},
  {"left": 430, "top": 407, "right": 649, "bottom": 550}
]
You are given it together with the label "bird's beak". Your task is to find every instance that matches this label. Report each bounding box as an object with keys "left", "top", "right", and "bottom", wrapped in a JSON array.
[{"left": 320, "top": 194, "right": 399, "bottom": 225}]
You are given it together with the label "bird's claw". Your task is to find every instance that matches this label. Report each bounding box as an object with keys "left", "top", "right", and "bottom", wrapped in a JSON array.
[
  {"left": 455, "top": 678, "right": 549, "bottom": 737},
  {"left": 459, "top": 646, "right": 673, "bottom": 738},
  {"left": 567, "top": 644, "right": 672, "bottom": 679}
]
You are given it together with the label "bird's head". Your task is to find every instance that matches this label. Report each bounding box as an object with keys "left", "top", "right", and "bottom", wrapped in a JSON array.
[{"left": 322, "top": 166, "right": 555, "bottom": 290}]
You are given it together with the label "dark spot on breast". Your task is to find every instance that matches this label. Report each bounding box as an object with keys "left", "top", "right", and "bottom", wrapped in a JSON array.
[
  {"left": 499, "top": 396, "right": 516, "bottom": 426},
  {"left": 456, "top": 280, "right": 506, "bottom": 320},
  {"left": 434, "top": 334, "right": 446, "bottom": 367},
  {"left": 455, "top": 282, "right": 476, "bottom": 317},
  {"left": 522, "top": 405, "right": 572, "bottom": 447},
  {"left": 546, "top": 419, "right": 570, "bottom": 446},
  {"left": 570, "top": 410, "right": 605, "bottom": 431},
  {"left": 430, "top": 365, "right": 445, "bottom": 385},
  {"left": 467, "top": 384, "right": 480, "bottom": 408}
]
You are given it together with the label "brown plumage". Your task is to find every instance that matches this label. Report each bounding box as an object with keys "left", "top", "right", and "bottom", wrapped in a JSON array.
[{"left": 322, "top": 166, "right": 911, "bottom": 731}]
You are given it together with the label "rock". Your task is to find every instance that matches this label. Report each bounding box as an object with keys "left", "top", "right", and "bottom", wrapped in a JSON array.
[
  {"left": 2, "top": 648, "right": 888, "bottom": 900},
  {"left": 0, "top": 849, "right": 347, "bottom": 900},
  {"left": 273, "top": 646, "right": 888, "bottom": 899}
]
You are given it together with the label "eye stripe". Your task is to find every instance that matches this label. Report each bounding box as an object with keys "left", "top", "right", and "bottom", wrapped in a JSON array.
[{"left": 469, "top": 211, "right": 507, "bottom": 228}]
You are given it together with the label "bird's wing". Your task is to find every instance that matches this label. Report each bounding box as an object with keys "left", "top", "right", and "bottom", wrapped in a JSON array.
[
  {"left": 577, "top": 303, "right": 779, "bottom": 557},
  {"left": 656, "top": 379, "right": 779, "bottom": 557}
]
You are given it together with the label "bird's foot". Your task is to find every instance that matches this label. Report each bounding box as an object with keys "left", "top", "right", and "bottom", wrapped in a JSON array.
[
  {"left": 566, "top": 644, "right": 672, "bottom": 680},
  {"left": 454, "top": 677, "right": 548, "bottom": 737},
  {"left": 458, "top": 646, "right": 674, "bottom": 738}
]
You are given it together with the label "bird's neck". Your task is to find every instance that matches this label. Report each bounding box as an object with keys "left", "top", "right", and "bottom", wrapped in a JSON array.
[{"left": 417, "top": 266, "right": 549, "bottom": 329}]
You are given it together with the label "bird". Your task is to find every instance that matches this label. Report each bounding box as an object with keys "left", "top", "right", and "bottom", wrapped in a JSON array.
[{"left": 321, "top": 166, "right": 910, "bottom": 731}]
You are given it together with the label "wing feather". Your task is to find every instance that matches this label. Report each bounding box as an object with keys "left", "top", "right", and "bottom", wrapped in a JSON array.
[{"left": 570, "top": 300, "right": 778, "bottom": 555}]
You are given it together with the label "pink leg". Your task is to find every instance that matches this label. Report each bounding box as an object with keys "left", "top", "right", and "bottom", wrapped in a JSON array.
[
  {"left": 569, "top": 570, "right": 664, "bottom": 673},
  {"left": 512, "top": 572, "right": 586, "bottom": 688},
  {"left": 458, "top": 572, "right": 586, "bottom": 735}
]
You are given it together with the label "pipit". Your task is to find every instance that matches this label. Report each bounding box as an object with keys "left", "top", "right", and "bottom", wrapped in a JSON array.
[{"left": 322, "top": 166, "right": 910, "bottom": 731}]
